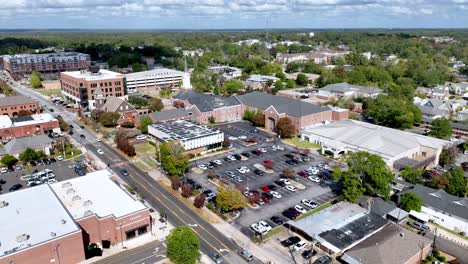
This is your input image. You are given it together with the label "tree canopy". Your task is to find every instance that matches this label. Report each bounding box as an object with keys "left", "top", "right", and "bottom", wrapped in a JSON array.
[
  {"left": 166, "top": 226, "right": 201, "bottom": 264},
  {"left": 399, "top": 193, "right": 422, "bottom": 212},
  {"left": 1, "top": 154, "right": 18, "bottom": 167},
  {"left": 138, "top": 115, "right": 153, "bottom": 133},
  {"left": 30, "top": 71, "right": 42, "bottom": 88},
  {"left": 159, "top": 141, "right": 189, "bottom": 177},
  {"left": 19, "top": 148, "right": 40, "bottom": 161},
  {"left": 446, "top": 167, "right": 467, "bottom": 197},
  {"left": 97, "top": 112, "right": 121, "bottom": 127},
  {"left": 430, "top": 118, "right": 453, "bottom": 139},
  {"left": 333, "top": 151, "right": 394, "bottom": 202},
  {"left": 399, "top": 167, "right": 423, "bottom": 184},
  {"left": 215, "top": 185, "right": 248, "bottom": 212},
  {"left": 221, "top": 79, "right": 244, "bottom": 95},
  {"left": 276, "top": 117, "right": 296, "bottom": 139},
  {"left": 366, "top": 95, "right": 422, "bottom": 129},
  {"left": 148, "top": 98, "right": 164, "bottom": 112}
]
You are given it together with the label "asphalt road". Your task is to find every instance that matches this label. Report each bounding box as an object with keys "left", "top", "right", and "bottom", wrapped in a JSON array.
[
  {"left": 4, "top": 75, "right": 258, "bottom": 264},
  {"left": 93, "top": 240, "right": 166, "bottom": 264}
]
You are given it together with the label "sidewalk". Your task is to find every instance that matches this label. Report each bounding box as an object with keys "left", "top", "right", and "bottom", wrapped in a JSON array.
[
  {"left": 429, "top": 224, "right": 468, "bottom": 248},
  {"left": 80, "top": 217, "right": 174, "bottom": 264}
]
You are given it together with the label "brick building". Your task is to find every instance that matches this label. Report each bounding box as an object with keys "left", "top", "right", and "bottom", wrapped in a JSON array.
[
  {"left": 0, "top": 114, "right": 60, "bottom": 142},
  {"left": 0, "top": 95, "right": 41, "bottom": 117},
  {"left": 3, "top": 52, "right": 91, "bottom": 78},
  {"left": 61, "top": 67, "right": 127, "bottom": 110},
  {"left": 0, "top": 169, "right": 151, "bottom": 264}
]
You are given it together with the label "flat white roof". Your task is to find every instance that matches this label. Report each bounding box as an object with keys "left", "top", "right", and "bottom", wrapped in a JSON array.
[
  {"left": 0, "top": 185, "right": 80, "bottom": 257},
  {"left": 62, "top": 69, "right": 123, "bottom": 81},
  {"left": 51, "top": 170, "right": 147, "bottom": 220},
  {"left": 0, "top": 113, "right": 57, "bottom": 129},
  {"left": 0, "top": 115, "right": 12, "bottom": 128},
  {"left": 125, "top": 68, "right": 184, "bottom": 81}
]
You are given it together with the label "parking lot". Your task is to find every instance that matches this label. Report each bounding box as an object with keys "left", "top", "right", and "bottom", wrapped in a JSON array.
[
  {"left": 0, "top": 157, "right": 91, "bottom": 194},
  {"left": 186, "top": 123, "right": 341, "bottom": 238},
  {"left": 215, "top": 121, "right": 275, "bottom": 147}
]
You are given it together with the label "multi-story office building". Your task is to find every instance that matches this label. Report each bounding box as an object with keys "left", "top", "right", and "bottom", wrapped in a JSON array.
[
  {"left": 125, "top": 68, "right": 185, "bottom": 94},
  {"left": 3, "top": 52, "right": 91, "bottom": 77},
  {"left": 60, "top": 67, "right": 127, "bottom": 110}
]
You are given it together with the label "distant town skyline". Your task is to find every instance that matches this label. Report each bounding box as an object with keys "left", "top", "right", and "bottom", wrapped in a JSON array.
[{"left": 0, "top": 0, "right": 467, "bottom": 29}]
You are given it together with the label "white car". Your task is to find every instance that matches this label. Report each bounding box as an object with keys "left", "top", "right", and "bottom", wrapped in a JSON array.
[
  {"left": 96, "top": 138, "right": 102, "bottom": 142},
  {"left": 270, "top": 146, "right": 277, "bottom": 151},
  {"left": 251, "top": 223, "right": 268, "bottom": 234},
  {"left": 97, "top": 149, "right": 104, "bottom": 155},
  {"left": 258, "top": 221, "right": 272, "bottom": 232},
  {"left": 278, "top": 178, "right": 291, "bottom": 185},
  {"left": 294, "top": 205, "right": 307, "bottom": 214},
  {"left": 225, "top": 171, "right": 236, "bottom": 177},
  {"left": 236, "top": 167, "right": 247, "bottom": 174},
  {"left": 238, "top": 135, "right": 247, "bottom": 140},
  {"left": 241, "top": 166, "right": 250, "bottom": 173},
  {"left": 213, "top": 160, "right": 222, "bottom": 165},
  {"left": 258, "top": 148, "right": 267, "bottom": 153},
  {"left": 227, "top": 155, "right": 236, "bottom": 161},
  {"left": 270, "top": 191, "right": 282, "bottom": 199},
  {"left": 57, "top": 131, "right": 65, "bottom": 136},
  {"left": 323, "top": 164, "right": 330, "bottom": 170},
  {"left": 47, "top": 179, "right": 58, "bottom": 184},
  {"left": 293, "top": 241, "right": 307, "bottom": 251},
  {"left": 308, "top": 176, "right": 321, "bottom": 183},
  {"left": 198, "top": 164, "right": 208, "bottom": 170},
  {"left": 136, "top": 135, "right": 148, "bottom": 140},
  {"left": 56, "top": 156, "right": 63, "bottom": 161},
  {"left": 275, "top": 145, "right": 284, "bottom": 151},
  {"left": 228, "top": 136, "right": 238, "bottom": 140},
  {"left": 301, "top": 199, "right": 318, "bottom": 209},
  {"left": 234, "top": 176, "right": 244, "bottom": 183},
  {"left": 0, "top": 167, "right": 8, "bottom": 173},
  {"left": 285, "top": 185, "right": 296, "bottom": 192}
]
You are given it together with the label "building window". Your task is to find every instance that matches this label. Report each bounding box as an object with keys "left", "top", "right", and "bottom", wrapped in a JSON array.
[
  {"left": 422, "top": 152, "right": 426, "bottom": 157},
  {"left": 137, "top": 225, "right": 148, "bottom": 235},
  {"left": 125, "top": 230, "right": 136, "bottom": 240}
]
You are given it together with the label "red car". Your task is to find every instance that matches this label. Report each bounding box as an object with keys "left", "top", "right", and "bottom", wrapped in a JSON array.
[
  {"left": 262, "top": 196, "right": 271, "bottom": 203},
  {"left": 297, "top": 171, "right": 307, "bottom": 178},
  {"left": 259, "top": 185, "right": 270, "bottom": 192}
]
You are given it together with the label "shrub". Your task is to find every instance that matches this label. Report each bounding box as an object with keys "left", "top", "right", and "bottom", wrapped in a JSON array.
[
  {"left": 170, "top": 177, "right": 181, "bottom": 191},
  {"left": 194, "top": 193, "right": 206, "bottom": 208},
  {"left": 181, "top": 184, "right": 193, "bottom": 198}
]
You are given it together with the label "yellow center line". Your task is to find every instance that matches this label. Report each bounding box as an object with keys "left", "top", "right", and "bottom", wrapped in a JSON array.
[{"left": 97, "top": 144, "right": 240, "bottom": 263}]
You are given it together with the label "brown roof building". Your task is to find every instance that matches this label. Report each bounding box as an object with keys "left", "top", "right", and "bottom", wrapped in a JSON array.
[{"left": 0, "top": 95, "right": 41, "bottom": 117}]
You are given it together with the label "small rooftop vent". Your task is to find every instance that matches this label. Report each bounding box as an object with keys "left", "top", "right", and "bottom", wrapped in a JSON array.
[
  {"left": 16, "top": 234, "right": 30, "bottom": 243},
  {"left": 72, "top": 195, "right": 81, "bottom": 201},
  {"left": 89, "top": 65, "right": 100, "bottom": 74},
  {"left": 400, "top": 233, "right": 405, "bottom": 238},
  {"left": 84, "top": 210, "right": 94, "bottom": 217},
  {"left": 61, "top": 219, "right": 67, "bottom": 225},
  {"left": 0, "top": 201, "right": 9, "bottom": 208},
  {"left": 66, "top": 188, "right": 75, "bottom": 195},
  {"left": 62, "top": 182, "right": 72, "bottom": 188},
  {"left": 50, "top": 232, "right": 56, "bottom": 237},
  {"left": 83, "top": 200, "right": 93, "bottom": 207}
]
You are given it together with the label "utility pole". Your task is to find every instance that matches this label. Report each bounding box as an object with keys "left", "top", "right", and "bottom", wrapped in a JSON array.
[{"left": 265, "top": 19, "right": 270, "bottom": 63}]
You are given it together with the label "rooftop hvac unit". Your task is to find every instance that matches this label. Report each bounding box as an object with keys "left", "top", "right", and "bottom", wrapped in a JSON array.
[
  {"left": 61, "top": 219, "right": 67, "bottom": 225},
  {"left": 50, "top": 232, "right": 56, "bottom": 237},
  {"left": 72, "top": 195, "right": 81, "bottom": 201},
  {"left": 16, "top": 234, "right": 30, "bottom": 243},
  {"left": 83, "top": 200, "right": 93, "bottom": 207},
  {"left": 62, "top": 182, "right": 72, "bottom": 188},
  {"left": 66, "top": 188, "right": 75, "bottom": 194},
  {"left": 0, "top": 201, "right": 8, "bottom": 208},
  {"left": 84, "top": 210, "right": 94, "bottom": 217}
]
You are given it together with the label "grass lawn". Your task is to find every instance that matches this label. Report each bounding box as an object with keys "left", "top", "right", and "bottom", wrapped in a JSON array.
[
  {"left": 141, "top": 156, "right": 158, "bottom": 168},
  {"left": 36, "top": 88, "right": 62, "bottom": 97},
  {"left": 284, "top": 137, "right": 321, "bottom": 149},
  {"left": 135, "top": 161, "right": 151, "bottom": 171},
  {"left": 134, "top": 142, "right": 156, "bottom": 156}
]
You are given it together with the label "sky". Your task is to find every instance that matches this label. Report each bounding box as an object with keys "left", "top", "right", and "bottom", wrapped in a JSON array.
[{"left": 0, "top": 0, "right": 467, "bottom": 29}]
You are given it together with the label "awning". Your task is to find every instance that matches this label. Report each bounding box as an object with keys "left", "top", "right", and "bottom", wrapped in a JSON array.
[{"left": 409, "top": 210, "right": 429, "bottom": 223}]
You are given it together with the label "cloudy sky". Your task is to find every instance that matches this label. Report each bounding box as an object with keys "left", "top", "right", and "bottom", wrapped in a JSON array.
[{"left": 0, "top": 0, "right": 467, "bottom": 29}]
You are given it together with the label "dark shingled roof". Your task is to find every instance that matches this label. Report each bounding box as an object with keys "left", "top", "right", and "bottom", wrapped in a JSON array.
[
  {"left": 358, "top": 196, "right": 397, "bottom": 218},
  {"left": 174, "top": 91, "right": 241, "bottom": 112},
  {"left": 145, "top": 108, "right": 191, "bottom": 122},
  {"left": 399, "top": 184, "right": 468, "bottom": 220},
  {"left": 0, "top": 95, "right": 37, "bottom": 107},
  {"left": 236, "top": 91, "right": 330, "bottom": 117}
]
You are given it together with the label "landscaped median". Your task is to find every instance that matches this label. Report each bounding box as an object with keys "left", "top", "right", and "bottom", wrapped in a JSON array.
[
  {"left": 262, "top": 200, "right": 334, "bottom": 241},
  {"left": 283, "top": 137, "right": 321, "bottom": 149}
]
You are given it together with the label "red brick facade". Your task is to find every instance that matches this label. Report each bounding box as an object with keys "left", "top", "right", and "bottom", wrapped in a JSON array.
[
  {"left": 0, "top": 231, "right": 85, "bottom": 264},
  {"left": 78, "top": 210, "right": 151, "bottom": 246},
  {"left": 0, "top": 103, "right": 40, "bottom": 118},
  {"left": 0, "top": 119, "right": 59, "bottom": 141}
]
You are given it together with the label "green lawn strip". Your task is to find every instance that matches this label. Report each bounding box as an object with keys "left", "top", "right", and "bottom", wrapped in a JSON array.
[
  {"left": 134, "top": 142, "right": 155, "bottom": 156},
  {"left": 135, "top": 161, "right": 151, "bottom": 171},
  {"left": 283, "top": 137, "right": 321, "bottom": 149},
  {"left": 142, "top": 157, "right": 158, "bottom": 168},
  {"left": 431, "top": 223, "right": 468, "bottom": 241},
  {"left": 36, "top": 88, "right": 61, "bottom": 97},
  {"left": 263, "top": 201, "right": 334, "bottom": 240}
]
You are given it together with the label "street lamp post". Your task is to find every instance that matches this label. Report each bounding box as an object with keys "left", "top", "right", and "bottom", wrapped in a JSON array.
[
  {"left": 54, "top": 243, "right": 61, "bottom": 264},
  {"left": 119, "top": 224, "right": 125, "bottom": 249}
]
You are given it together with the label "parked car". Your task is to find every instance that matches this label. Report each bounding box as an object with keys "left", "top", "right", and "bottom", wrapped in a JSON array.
[
  {"left": 301, "top": 199, "right": 318, "bottom": 209},
  {"left": 136, "top": 135, "right": 148, "bottom": 140},
  {"left": 308, "top": 176, "right": 321, "bottom": 183},
  {"left": 0, "top": 167, "right": 8, "bottom": 173},
  {"left": 213, "top": 160, "right": 222, "bottom": 165},
  {"left": 302, "top": 250, "right": 317, "bottom": 260},
  {"left": 238, "top": 250, "right": 254, "bottom": 262},
  {"left": 285, "top": 185, "right": 297, "bottom": 192},
  {"left": 294, "top": 205, "right": 307, "bottom": 214},
  {"left": 282, "top": 210, "right": 297, "bottom": 220},
  {"left": 120, "top": 169, "right": 129, "bottom": 176},
  {"left": 285, "top": 160, "right": 295, "bottom": 165},
  {"left": 281, "top": 236, "right": 301, "bottom": 247},
  {"left": 259, "top": 185, "right": 270, "bottom": 192},
  {"left": 241, "top": 152, "right": 250, "bottom": 157},
  {"left": 275, "top": 180, "right": 287, "bottom": 187},
  {"left": 409, "top": 221, "right": 430, "bottom": 232},
  {"left": 293, "top": 241, "right": 307, "bottom": 251},
  {"left": 251, "top": 223, "right": 268, "bottom": 234},
  {"left": 9, "top": 184, "right": 23, "bottom": 192},
  {"left": 253, "top": 169, "right": 264, "bottom": 176},
  {"left": 97, "top": 149, "right": 104, "bottom": 155},
  {"left": 56, "top": 156, "right": 63, "bottom": 161},
  {"left": 80, "top": 134, "right": 86, "bottom": 139},
  {"left": 267, "top": 185, "right": 277, "bottom": 191},
  {"left": 314, "top": 256, "right": 332, "bottom": 264},
  {"left": 225, "top": 171, "right": 236, "bottom": 178},
  {"left": 209, "top": 252, "right": 223, "bottom": 264},
  {"left": 198, "top": 164, "right": 208, "bottom": 170},
  {"left": 270, "top": 216, "right": 284, "bottom": 225},
  {"left": 297, "top": 171, "right": 307, "bottom": 177},
  {"left": 233, "top": 154, "right": 242, "bottom": 160},
  {"left": 269, "top": 191, "right": 282, "bottom": 199}
]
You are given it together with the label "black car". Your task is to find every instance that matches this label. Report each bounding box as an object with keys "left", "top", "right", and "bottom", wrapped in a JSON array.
[
  {"left": 287, "top": 207, "right": 301, "bottom": 217},
  {"left": 223, "top": 157, "right": 231, "bottom": 163},
  {"left": 270, "top": 216, "right": 284, "bottom": 225},
  {"left": 253, "top": 169, "right": 264, "bottom": 176},
  {"left": 192, "top": 183, "right": 202, "bottom": 190},
  {"left": 9, "top": 184, "right": 23, "bottom": 192},
  {"left": 69, "top": 124, "right": 74, "bottom": 129},
  {"left": 267, "top": 185, "right": 277, "bottom": 191},
  {"left": 262, "top": 192, "right": 273, "bottom": 199},
  {"left": 43, "top": 159, "right": 51, "bottom": 165},
  {"left": 233, "top": 154, "right": 242, "bottom": 160},
  {"left": 313, "top": 256, "right": 332, "bottom": 264},
  {"left": 241, "top": 152, "right": 250, "bottom": 157},
  {"left": 302, "top": 250, "right": 317, "bottom": 260},
  {"left": 285, "top": 160, "right": 295, "bottom": 165},
  {"left": 30, "top": 160, "right": 37, "bottom": 166},
  {"left": 285, "top": 154, "right": 295, "bottom": 159},
  {"left": 69, "top": 131, "right": 74, "bottom": 135},
  {"left": 0, "top": 179, "right": 6, "bottom": 185},
  {"left": 209, "top": 161, "right": 218, "bottom": 168},
  {"left": 251, "top": 150, "right": 261, "bottom": 155},
  {"left": 275, "top": 180, "right": 287, "bottom": 187},
  {"left": 7, "top": 166, "right": 15, "bottom": 172},
  {"left": 120, "top": 169, "right": 129, "bottom": 176},
  {"left": 281, "top": 236, "right": 300, "bottom": 247},
  {"left": 50, "top": 157, "right": 56, "bottom": 163},
  {"left": 80, "top": 134, "right": 86, "bottom": 139},
  {"left": 80, "top": 125, "right": 85, "bottom": 129},
  {"left": 282, "top": 210, "right": 297, "bottom": 220}
]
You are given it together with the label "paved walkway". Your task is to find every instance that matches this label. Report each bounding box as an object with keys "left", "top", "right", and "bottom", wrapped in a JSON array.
[{"left": 428, "top": 224, "right": 468, "bottom": 248}]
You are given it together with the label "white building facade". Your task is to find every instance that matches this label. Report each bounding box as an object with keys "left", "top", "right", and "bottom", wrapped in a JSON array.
[{"left": 125, "top": 68, "right": 185, "bottom": 94}]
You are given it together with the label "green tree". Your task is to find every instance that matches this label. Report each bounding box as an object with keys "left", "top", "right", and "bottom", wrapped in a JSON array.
[
  {"left": 296, "top": 73, "right": 309, "bottom": 86},
  {"left": 222, "top": 79, "right": 244, "bottom": 95},
  {"left": 216, "top": 185, "right": 248, "bottom": 212},
  {"left": 367, "top": 95, "right": 422, "bottom": 129},
  {"left": 148, "top": 98, "right": 164, "bottom": 112},
  {"left": 345, "top": 51, "right": 369, "bottom": 66},
  {"left": 30, "top": 71, "right": 42, "bottom": 88},
  {"left": 430, "top": 118, "right": 453, "bottom": 139},
  {"left": 334, "top": 152, "right": 394, "bottom": 201},
  {"left": 97, "top": 112, "right": 121, "bottom": 127},
  {"left": 399, "top": 167, "right": 423, "bottom": 184},
  {"left": 166, "top": 226, "right": 201, "bottom": 264},
  {"left": 19, "top": 148, "right": 39, "bottom": 162},
  {"left": 286, "top": 79, "right": 295, "bottom": 88},
  {"left": 446, "top": 167, "right": 467, "bottom": 197},
  {"left": 127, "top": 96, "right": 149, "bottom": 109},
  {"left": 276, "top": 117, "right": 296, "bottom": 139},
  {"left": 208, "top": 116, "right": 216, "bottom": 124},
  {"left": 274, "top": 80, "right": 284, "bottom": 90},
  {"left": 243, "top": 109, "right": 256, "bottom": 122},
  {"left": 1, "top": 154, "right": 18, "bottom": 167},
  {"left": 138, "top": 115, "right": 153, "bottom": 133},
  {"left": 399, "top": 193, "right": 422, "bottom": 212},
  {"left": 333, "top": 168, "right": 363, "bottom": 203},
  {"left": 439, "top": 146, "right": 457, "bottom": 167},
  {"left": 131, "top": 63, "right": 148, "bottom": 72},
  {"left": 159, "top": 141, "right": 189, "bottom": 177}
]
